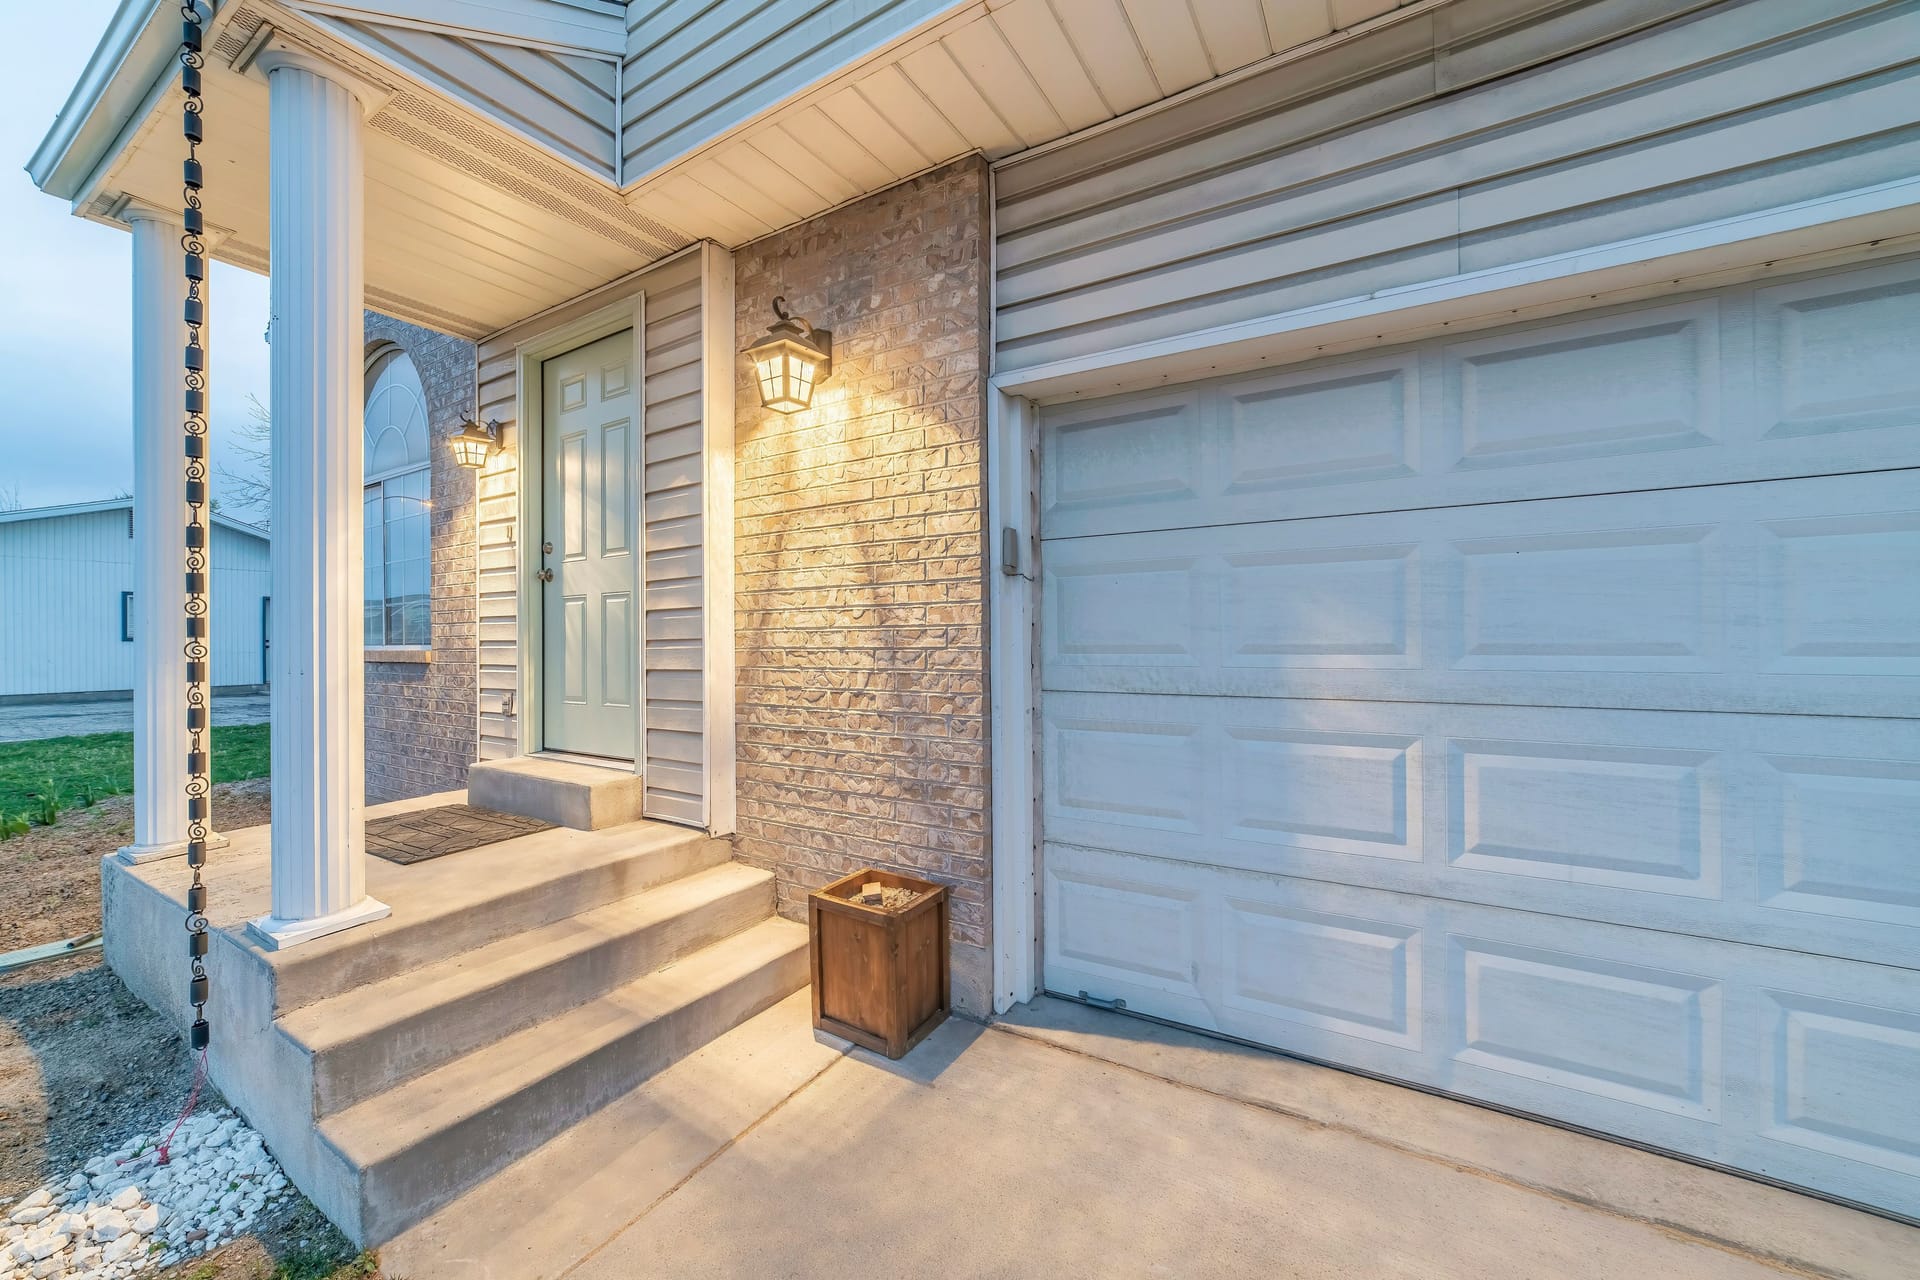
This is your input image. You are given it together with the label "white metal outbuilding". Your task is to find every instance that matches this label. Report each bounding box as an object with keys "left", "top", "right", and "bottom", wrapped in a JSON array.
[{"left": 0, "top": 499, "right": 271, "bottom": 698}]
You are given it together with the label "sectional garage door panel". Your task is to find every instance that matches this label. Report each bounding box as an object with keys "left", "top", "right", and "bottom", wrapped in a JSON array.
[
  {"left": 1041, "top": 843, "right": 1920, "bottom": 1215},
  {"left": 1044, "top": 471, "right": 1920, "bottom": 719},
  {"left": 1035, "top": 259, "right": 1920, "bottom": 1220},
  {"left": 1043, "top": 692, "right": 1920, "bottom": 977},
  {"left": 1041, "top": 263, "right": 1920, "bottom": 541}
]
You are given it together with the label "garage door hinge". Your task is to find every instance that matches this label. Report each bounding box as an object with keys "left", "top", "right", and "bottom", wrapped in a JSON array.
[{"left": 1077, "top": 990, "right": 1127, "bottom": 1011}]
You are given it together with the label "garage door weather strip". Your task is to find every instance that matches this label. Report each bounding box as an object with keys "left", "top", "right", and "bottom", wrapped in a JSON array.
[{"left": 1044, "top": 989, "right": 1920, "bottom": 1230}]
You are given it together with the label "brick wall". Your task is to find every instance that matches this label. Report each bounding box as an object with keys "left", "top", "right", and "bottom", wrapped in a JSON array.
[
  {"left": 363, "top": 313, "right": 480, "bottom": 802},
  {"left": 732, "top": 157, "right": 994, "bottom": 1016}
]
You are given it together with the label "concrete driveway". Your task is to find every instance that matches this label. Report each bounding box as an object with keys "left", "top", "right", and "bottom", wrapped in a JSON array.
[
  {"left": 0, "top": 692, "right": 269, "bottom": 742},
  {"left": 386, "top": 994, "right": 1917, "bottom": 1280}
]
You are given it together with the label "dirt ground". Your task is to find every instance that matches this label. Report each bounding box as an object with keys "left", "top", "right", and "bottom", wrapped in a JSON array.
[
  {"left": 1, "top": 782, "right": 384, "bottom": 1278},
  {"left": 1, "top": 778, "right": 272, "bottom": 977}
]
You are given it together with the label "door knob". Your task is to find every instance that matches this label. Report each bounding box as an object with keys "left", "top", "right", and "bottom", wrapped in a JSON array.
[{"left": 537, "top": 568, "right": 553, "bottom": 583}]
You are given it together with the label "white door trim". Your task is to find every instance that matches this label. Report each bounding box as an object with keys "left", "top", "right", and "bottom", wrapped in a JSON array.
[
  {"left": 512, "top": 294, "right": 646, "bottom": 766},
  {"left": 698, "top": 241, "right": 738, "bottom": 836},
  {"left": 987, "top": 387, "right": 1040, "bottom": 1012}
]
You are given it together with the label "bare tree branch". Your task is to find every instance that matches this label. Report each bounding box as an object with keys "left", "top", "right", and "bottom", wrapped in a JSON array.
[{"left": 216, "top": 394, "right": 272, "bottom": 527}]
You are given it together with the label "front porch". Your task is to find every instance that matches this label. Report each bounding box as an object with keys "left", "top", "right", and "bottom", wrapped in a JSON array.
[{"left": 104, "top": 788, "right": 805, "bottom": 1245}]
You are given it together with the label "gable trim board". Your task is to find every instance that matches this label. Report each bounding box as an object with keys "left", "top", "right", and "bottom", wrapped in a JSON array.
[
  {"left": 476, "top": 244, "right": 733, "bottom": 830},
  {"left": 288, "top": 1, "right": 629, "bottom": 58}
]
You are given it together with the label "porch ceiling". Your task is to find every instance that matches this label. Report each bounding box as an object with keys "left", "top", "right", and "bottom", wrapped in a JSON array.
[
  {"left": 38, "top": 0, "right": 1429, "bottom": 338},
  {"left": 625, "top": 0, "right": 1422, "bottom": 243},
  {"left": 66, "top": 1, "right": 689, "bottom": 339}
]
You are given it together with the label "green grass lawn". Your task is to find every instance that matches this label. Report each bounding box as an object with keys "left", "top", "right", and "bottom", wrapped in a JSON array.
[{"left": 0, "top": 723, "right": 270, "bottom": 824}]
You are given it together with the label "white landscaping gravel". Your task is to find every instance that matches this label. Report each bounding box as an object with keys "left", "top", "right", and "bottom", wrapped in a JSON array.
[{"left": 1, "top": 1108, "right": 294, "bottom": 1280}]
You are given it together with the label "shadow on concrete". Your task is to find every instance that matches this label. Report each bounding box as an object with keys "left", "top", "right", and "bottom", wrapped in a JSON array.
[{"left": 839, "top": 1013, "right": 983, "bottom": 1086}]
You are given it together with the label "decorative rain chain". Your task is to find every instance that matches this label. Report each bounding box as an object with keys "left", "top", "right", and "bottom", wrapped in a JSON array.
[{"left": 180, "top": 1, "right": 213, "bottom": 1055}]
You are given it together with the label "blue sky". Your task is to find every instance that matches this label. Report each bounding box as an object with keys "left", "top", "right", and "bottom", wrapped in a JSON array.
[{"left": 3, "top": 0, "right": 272, "bottom": 511}]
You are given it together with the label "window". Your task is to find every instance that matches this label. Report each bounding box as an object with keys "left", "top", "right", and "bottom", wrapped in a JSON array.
[
  {"left": 364, "top": 347, "right": 432, "bottom": 647},
  {"left": 121, "top": 591, "right": 134, "bottom": 642}
]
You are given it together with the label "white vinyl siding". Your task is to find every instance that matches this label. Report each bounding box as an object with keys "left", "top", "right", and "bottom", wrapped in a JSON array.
[
  {"left": 1036, "top": 258, "right": 1920, "bottom": 1220},
  {"left": 0, "top": 508, "right": 272, "bottom": 696},
  {"left": 994, "top": 0, "right": 1920, "bottom": 372}
]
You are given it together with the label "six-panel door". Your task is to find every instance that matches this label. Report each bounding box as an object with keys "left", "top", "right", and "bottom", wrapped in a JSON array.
[{"left": 541, "top": 328, "right": 640, "bottom": 761}]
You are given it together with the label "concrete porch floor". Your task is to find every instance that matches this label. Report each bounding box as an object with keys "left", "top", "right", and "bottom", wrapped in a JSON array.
[{"left": 384, "top": 995, "right": 1918, "bottom": 1280}]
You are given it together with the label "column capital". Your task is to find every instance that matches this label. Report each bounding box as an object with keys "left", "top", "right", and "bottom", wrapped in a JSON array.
[
  {"left": 116, "top": 196, "right": 179, "bottom": 228},
  {"left": 237, "top": 29, "right": 393, "bottom": 116},
  {"left": 110, "top": 194, "right": 234, "bottom": 251}
]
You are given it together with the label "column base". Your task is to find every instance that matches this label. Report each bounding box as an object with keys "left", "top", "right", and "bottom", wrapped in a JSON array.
[
  {"left": 117, "top": 831, "right": 231, "bottom": 865},
  {"left": 245, "top": 897, "right": 391, "bottom": 951}
]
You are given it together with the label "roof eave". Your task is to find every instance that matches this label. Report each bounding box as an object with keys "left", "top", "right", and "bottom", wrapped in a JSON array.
[
  {"left": 27, "top": 0, "right": 184, "bottom": 203},
  {"left": 0, "top": 498, "right": 269, "bottom": 541}
]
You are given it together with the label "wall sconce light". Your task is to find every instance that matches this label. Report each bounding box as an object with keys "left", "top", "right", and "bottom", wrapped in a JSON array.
[
  {"left": 746, "top": 297, "right": 832, "bottom": 414},
  {"left": 451, "top": 418, "right": 501, "bottom": 470}
]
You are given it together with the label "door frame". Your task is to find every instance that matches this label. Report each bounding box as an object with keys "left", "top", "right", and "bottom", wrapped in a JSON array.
[
  {"left": 983, "top": 186, "right": 1920, "bottom": 1014},
  {"left": 512, "top": 294, "right": 646, "bottom": 766}
]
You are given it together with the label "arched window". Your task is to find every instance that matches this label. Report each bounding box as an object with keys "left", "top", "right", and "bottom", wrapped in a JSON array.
[{"left": 364, "top": 347, "right": 432, "bottom": 647}]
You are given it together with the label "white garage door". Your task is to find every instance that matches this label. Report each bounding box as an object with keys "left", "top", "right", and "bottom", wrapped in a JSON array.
[{"left": 1038, "top": 258, "right": 1920, "bottom": 1219}]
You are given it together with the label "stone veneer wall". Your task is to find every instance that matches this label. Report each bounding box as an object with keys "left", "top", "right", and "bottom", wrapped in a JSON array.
[
  {"left": 732, "top": 157, "right": 994, "bottom": 1015},
  {"left": 363, "top": 312, "right": 480, "bottom": 802}
]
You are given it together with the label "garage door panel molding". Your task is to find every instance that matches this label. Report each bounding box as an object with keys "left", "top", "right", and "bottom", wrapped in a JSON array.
[
  {"left": 1041, "top": 260, "right": 1920, "bottom": 542},
  {"left": 1035, "top": 255, "right": 1920, "bottom": 1218}
]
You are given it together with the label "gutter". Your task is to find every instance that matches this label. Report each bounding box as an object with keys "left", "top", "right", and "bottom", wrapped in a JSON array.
[{"left": 26, "top": 0, "right": 194, "bottom": 202}]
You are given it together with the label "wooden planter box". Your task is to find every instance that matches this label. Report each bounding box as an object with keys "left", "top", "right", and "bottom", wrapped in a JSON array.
[{"left": 809, "top": 868, "right": 949, "bottom": 1059}]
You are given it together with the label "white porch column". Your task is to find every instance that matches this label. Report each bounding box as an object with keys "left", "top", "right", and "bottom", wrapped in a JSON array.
[
  {"left": 247, "top": 51, "right": 389, "bottom": 949},
  {"left": 120, "top": 209, "right": 192, "bottom": 863}
]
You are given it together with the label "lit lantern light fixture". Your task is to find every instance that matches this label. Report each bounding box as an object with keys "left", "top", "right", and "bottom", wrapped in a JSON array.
[
  {"left": 450, "top": 418, "right": 501, "bottom": 470},
  {"left": 747, "top": 297, "right": 832, "bottom": 413}
]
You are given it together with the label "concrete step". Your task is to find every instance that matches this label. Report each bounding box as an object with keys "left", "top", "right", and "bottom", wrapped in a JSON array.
[
  {"left": 280, "top": 863, "right": 779, "bottom": 1114},
  {"left": 264, "top": 823, "right": 734, "bottom": 1011},
  {"left": 320, "top": 918, "right": 812, "bottom": 1244},
  {"left": 467, "top": 756, "right": 645, "bottom": 830}
]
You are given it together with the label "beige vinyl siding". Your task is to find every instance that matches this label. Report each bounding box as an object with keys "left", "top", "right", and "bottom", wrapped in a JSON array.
[
  {"left": 993, "top": 0, "right": 1920, "bottom": 372},
  {"left": 473, "top": 250, "right": 712, "bottom": 825},
  {"left": 314, "top": 16, "right": 620, "bottom": 179},
  {"left": 635, "top": 267, "right": 708, "bottom": 823}
]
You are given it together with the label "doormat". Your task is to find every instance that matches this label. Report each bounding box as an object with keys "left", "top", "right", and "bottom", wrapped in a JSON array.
[{"left": 367, "top": 804, "right": 556, "bottom": 865}]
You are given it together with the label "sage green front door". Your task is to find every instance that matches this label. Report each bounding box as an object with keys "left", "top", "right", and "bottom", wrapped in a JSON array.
[{"left": 541, "top": 329, "right": 639, "bottom": 760}]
